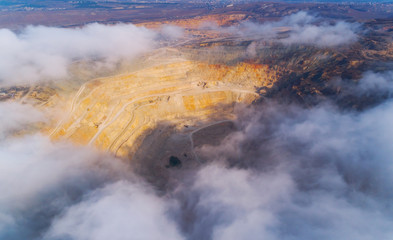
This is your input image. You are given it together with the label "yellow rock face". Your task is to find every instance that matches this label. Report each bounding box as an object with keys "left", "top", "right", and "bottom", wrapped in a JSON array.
[{"left": 50, "top": 59, "right": 277, "bottom": 158}]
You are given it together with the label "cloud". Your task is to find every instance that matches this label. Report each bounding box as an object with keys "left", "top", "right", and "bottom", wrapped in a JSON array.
[
  {"left": 0, "top": 102, "right": 45, "bottom": 139},
  {"left": 0, "top": 101, "right": 183, "bottom": 240},
  {"left": 281, "top": 20, "right": 358, "bottom": 47},
  {"left": 0, "top": 132, "right": 183, "bottom": 240},
  {"left": 357, "top": 71, "right": 393, "bottom": 93},
  {"left": 160, "top": 25, "right": 185, "bottom": 40},
  {"left": 206, "top": 11, "right": 359, "bottom": 47},
  {"left": 44, "top": 181, "right": 184, "bottom": 240},
  {"left": 0, "top": 23, "right": 184, "bottom": 85},
  {"left": 0, "top": 133, "right": 131, "bottom": 240},
  {"left": 179, "top": 163, "right": 294, "bottom": 240},
  {"left": 179, "top": 98, "right": 393, "bottom": 240},
  {"left": 328, "top": 70, "right": 393, "bottom": 109},
  {"left": 0, "top": 102, "right": 131, "bottom": 239}
]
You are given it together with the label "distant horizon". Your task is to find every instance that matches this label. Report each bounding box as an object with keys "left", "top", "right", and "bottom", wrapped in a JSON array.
[{"left": 1, "top": 0, "right": 393, "bottom": 4}]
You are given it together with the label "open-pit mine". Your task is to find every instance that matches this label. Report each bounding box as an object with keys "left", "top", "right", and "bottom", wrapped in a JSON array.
[
  {"left": 49, "top": 53, "right": 277, "bottom": 159},
  {"left": 1, "top": 1, "right": 393, "bottom": 239}
]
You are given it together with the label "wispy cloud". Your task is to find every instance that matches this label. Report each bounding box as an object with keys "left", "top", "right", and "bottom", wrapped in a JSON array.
[
  {"left": 357, "top": 71, "right": 393, "bottom": 93},
  {"left": 0, "top": 102, "right": 45, "bottom": 139},
  {"left": 205, "top": 11, "right": 359, "bottom": 47}
]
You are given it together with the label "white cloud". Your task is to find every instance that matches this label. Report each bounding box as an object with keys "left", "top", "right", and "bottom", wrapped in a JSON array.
[
  {"left": 0, "top": 101, "right": 183, "bottom": 240},
  {"left": 0, "top": 101, "right": 131, "bottom": 239},
  {"left": 192, "top": 164, "right": 293, "bottom": 240},
  {"left": 0, "top": 133, "right": 130, "bottom": 239},
  {"left": 0, "top": 23, "right": 161, "bottom": 85},
  {"left": 45, "top": 181, "right": 184, "bottom": 240}
]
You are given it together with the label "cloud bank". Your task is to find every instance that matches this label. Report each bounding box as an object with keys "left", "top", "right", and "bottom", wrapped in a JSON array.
[
  {"left": 0, "top": 23, "right": 184, "bottom": 85},
  {"left": 45, "top": 181, "right": 184, "bottom": 240}
]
